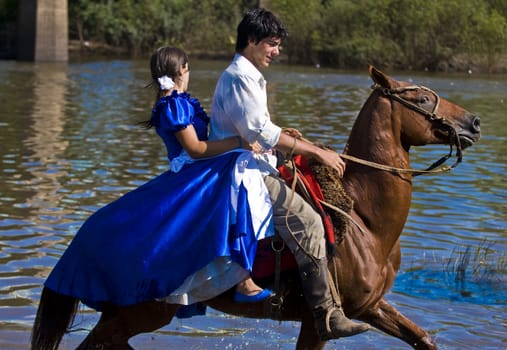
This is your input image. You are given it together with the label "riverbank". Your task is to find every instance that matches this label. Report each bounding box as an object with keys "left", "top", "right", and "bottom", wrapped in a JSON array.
[{"left": 69, "top": 40, "right": 507, "bottom": 74}]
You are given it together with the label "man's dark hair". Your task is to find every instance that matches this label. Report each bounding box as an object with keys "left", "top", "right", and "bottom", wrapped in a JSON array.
[{"left": 235, "top": 8, "right": 288, "bottom": 52}]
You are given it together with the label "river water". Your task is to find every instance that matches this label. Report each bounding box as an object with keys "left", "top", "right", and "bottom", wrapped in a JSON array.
[{"left": 0, "top": 59, "right": 505, "bottom": 349}]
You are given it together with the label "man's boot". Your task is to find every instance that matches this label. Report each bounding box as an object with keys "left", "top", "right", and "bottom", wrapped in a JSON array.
[{"left": 298, "top": 257, "right": 370, "bottom": 340}]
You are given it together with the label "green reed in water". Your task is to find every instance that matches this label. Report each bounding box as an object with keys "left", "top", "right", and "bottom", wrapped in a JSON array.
[{"left": 444, "top": 239, "right": 506, "bottom": 297}]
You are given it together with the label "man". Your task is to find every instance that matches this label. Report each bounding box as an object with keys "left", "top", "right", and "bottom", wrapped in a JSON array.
[{"left": 209, "top": 8, "right": 370, "bottom": 340}]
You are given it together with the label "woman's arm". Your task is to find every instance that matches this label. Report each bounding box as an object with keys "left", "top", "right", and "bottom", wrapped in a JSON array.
[{"left": 175, "top": 125, "right": 253, "bottom": 159}]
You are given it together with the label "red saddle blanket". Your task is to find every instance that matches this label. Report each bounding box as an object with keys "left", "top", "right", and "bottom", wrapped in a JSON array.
[{"left": 252, "top": 155, "right": 335, "bottom": 279}]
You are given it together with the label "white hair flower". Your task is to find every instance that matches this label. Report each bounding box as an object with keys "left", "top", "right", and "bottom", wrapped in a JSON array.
[{"left": 157, "top": 75, "right": 175, "bottom": 90}]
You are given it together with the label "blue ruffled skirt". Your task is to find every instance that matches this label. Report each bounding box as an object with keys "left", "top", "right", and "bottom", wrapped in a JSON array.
[{"left": 45, "top": 152, "right": 260, "bottom": 311}]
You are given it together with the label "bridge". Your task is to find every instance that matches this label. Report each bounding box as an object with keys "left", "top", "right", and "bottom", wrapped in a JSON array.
[{"left": 4, "top": 0, "right": 67, "bottom": 61}]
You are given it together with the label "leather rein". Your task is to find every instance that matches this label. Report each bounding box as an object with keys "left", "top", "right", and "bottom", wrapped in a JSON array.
[{"left": 341, "top": 84, "right": 463, "bottom": 176}]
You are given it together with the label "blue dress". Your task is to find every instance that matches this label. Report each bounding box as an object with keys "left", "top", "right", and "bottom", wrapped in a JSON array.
[{"left": 45, "top": 91, "right": 271, "bottom": 311}]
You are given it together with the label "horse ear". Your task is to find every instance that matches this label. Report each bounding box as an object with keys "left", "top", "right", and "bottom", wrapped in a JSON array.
[{"left": 368, "top": 65, "right": 394, "bottom": 89}]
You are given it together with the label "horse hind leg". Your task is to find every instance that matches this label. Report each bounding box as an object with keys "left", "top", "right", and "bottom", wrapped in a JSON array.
[
  {"left": 77, "top": 301, "right": 179, "bottom": 350},
  {"left": 359, "top": 298, "right": 437, "bottom": 350}
]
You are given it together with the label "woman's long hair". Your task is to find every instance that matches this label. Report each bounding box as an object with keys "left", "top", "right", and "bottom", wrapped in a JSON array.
[{"left": 140, "top": 46, "right": 189, "bottom": 129}]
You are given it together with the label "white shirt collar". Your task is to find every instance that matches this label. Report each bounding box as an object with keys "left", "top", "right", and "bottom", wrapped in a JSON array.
[{"left": 232, "top": 53, "right": 265, "bottom": 86}]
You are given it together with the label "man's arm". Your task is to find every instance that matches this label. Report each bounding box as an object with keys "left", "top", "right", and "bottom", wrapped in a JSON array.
[{"left": 276, "top": 132, "right": 346, "bottom": 177}]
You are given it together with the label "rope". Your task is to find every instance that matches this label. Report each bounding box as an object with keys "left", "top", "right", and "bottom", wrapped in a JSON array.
[
  {"left": 328, "top": 264, "right": 341, "bottom": 306},
  {"left": 318, "top": 199, "right": 367, "bottom": 235},
  {"left": 339, "top": 153, "right": 452, "bottom": 175}
]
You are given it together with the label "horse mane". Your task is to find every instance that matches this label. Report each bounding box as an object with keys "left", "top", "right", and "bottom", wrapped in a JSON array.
[{"left": 307, "top": 143, "right": 354, "bottom": 245}]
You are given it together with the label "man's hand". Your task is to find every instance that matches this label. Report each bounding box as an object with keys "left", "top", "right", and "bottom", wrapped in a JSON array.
[
  {"left": 276, "top": 132, "right": 345, "bottom": 177},
  {"left": 282, "top": 127, "right": 303, "bottom": 139},
  {"left": 315, "top": 148, "right": 346, "bottom": 177}
]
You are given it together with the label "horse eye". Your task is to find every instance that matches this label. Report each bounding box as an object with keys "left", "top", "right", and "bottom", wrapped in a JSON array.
[{"left": 419, "top": 95, "right": 431, "bottom": 104}]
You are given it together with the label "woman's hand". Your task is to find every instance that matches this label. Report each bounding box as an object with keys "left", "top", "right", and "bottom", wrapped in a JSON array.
[{"left": 245, "top": 140, "right": 263, "bottom": 153}]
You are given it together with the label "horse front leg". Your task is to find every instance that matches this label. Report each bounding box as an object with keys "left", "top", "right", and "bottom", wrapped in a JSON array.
[
  {"left": 77, "top": 301, "right": 179, "bottom": 350},
  {"left": 295, "top": 310, "right": 327, "bottom": 350},
  {"left": 360, "top": 298, "right": 437, "bottom": 350}
]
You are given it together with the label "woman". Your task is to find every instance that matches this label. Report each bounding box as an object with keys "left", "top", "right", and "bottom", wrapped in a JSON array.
[{"left": 44, "top": 47, "right": 273, "bottom": 316}]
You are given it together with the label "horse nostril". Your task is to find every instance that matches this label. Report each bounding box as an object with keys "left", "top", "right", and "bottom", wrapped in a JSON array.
[{"left": 472, "top": 115, "right": 481, "bottom": 132}]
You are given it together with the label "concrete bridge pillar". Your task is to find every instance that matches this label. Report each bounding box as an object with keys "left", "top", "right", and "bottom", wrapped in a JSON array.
[{"left": 17, "top": 0, "right": 68, "bottom": 61}]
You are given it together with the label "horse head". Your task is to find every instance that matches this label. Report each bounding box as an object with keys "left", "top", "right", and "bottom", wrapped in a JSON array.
[{"left": 368, "top": 66, "right": 481, "bottom": 152}]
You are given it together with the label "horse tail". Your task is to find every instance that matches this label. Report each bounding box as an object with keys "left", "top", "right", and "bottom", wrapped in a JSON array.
[{"left": 31, "top": 287, "right": 79, "bottom": 350}]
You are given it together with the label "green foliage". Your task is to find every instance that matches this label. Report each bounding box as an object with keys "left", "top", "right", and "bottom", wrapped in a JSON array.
[
  {"left": 179, "top": 0, "right": 244, "bottom": 53},
  {"left": 315, "top": 0, "right": 404, "bottom": 68},
  {"left": 466, "top": 7, "right": 507, "bottom": 70},
  {"left": 33, "top": 0, "right": 507, "bottom": 69},
  {"left": 269, "top": 0, "right": 322, "bottom": 64},
  {"left": 69, "top": 0, "right": 190, "bottom": 55}
]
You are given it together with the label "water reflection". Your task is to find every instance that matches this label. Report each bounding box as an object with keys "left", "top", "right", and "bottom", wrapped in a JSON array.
[
  {"left": 21, "top": 64, "right": 71, "bottom": 240},
  {"left": 0, "top": 60, "right": 505, "bottom": 349}
]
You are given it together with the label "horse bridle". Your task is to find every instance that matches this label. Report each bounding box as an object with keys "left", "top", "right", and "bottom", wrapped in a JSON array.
[
  {"left": 380, "top": 84, "right": 463, "bottom": 172},
  {"left": 341, "top": 84, "right": 463, "bottom": 176}
]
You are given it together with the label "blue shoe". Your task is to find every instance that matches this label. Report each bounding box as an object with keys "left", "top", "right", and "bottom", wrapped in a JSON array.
[{"left": 233, "top": 288, "right": 274, "bottom": 303}]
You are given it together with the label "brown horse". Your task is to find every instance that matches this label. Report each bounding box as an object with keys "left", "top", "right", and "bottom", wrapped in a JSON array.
[{"left": 31, "top": 66, "right": 481, "bottom": 350}]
